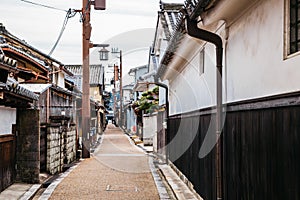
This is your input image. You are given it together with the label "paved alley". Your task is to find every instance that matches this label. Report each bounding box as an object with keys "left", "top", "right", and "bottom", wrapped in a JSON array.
[{"left": 47, "top": 124, "right": 161, "bottom": 200}]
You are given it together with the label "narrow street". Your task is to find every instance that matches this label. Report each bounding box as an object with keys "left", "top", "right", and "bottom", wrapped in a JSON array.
[
  {"left": 45, "top": 124, "right": 161, "bottom": 200},
  {"left": 2, "top": 1, "right": 300, "bottom": 199}
]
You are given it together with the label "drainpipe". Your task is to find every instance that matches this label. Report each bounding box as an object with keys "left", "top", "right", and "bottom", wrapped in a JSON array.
[
  {"left": 186, "top": 16, "right": 223, "bottom": 199},
  {"left": 138, "top": 81, "right": 169, "bottom": 163},
  {"left": 153, "top": 82, "right": 169, "bottom": 164}
]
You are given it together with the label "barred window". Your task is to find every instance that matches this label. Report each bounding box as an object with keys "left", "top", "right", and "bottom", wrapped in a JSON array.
[{"left": 290, "top": 0, "right": 300, "bottom": 54}]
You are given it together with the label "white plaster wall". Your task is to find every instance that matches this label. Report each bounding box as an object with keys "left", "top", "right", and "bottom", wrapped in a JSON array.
[
  {"left": 0, "top": 106, "right": 16, "bottom": 134},
  {"left": 168, "top": 0, "right": 300, "bottom": 115},
  {"left": 143, "top": 114, "right": 157, "bottom": 145},
  {"left": 226, "top": 0, "right": 300, "bottom": 102},
  {"left": 169, "top": 43, "right": 216, "bottom": 115},
  {"left": 57, "top": 72, "right": 65, "bottom": 89}
]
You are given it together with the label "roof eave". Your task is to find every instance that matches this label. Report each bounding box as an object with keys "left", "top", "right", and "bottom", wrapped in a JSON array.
[{"left": 155, "top": 0, "right": 214, "bottom": 80}]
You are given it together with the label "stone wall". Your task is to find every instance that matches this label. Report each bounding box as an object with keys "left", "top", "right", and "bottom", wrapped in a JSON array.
[
  {"left": 47, "top": 124, "right": 76, "bottom": 175},
  {"left": 63, "top": 126, "right": 76, "bottom": 165},
  {"left": 47, "top": 125, "right": 61, "bottom": 175}
]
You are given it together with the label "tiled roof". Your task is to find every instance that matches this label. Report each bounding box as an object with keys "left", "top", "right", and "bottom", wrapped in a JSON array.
[
  {"left": 20, "top": 83, "right": 51, "bottom": 94},
  {"left": 90, "top": 65, "right": 104, "bottom": 85},
  {"left": 156, "top": 0, "right": 214, "bottom": 79},
  {"left": 159, "top": 2, "right": 183, "bottom": 41},
  {"left": 0, "top": 23, "right": 63, "bottom": 67},
  {"left": 20, "top": 83, "right": 77, "bottom": 97},
  {"left": 0, "top": 80, "right": 39, "bottom": 101},
  {"left": 0, "top": 54, "right": 18, "bottom": 72},
  {"left": 122, "top": 84, "right": 134, "bottom": 90},
  {"left": 65, "top": 64, "right": 104, "bottom": 85},
  {"left": 0, "top": 43, "right": 48, "bottom": 69},
  {"left": 128, "top": 65, "right": 148, "bottom": 74},
  {"left": 0, "top": 54, "right": 17, "bottom": 67}
]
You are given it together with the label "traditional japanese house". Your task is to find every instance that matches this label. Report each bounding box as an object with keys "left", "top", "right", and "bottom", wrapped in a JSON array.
[
  {"left": 146, "top": 1, "right": 183, "bottom": 155},
  {"left": 155, "top": 0, "right": 300, "bottom": 199},
  {"left": 0, "top": 23, "right": 78, "bottom": 176},
  {"left": 0, "top": 54, "right": 39, "bottom": 192}
]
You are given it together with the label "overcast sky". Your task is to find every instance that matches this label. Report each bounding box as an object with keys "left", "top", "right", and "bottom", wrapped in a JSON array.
[{"left": 0, "top": 0, "right": 184, "bottom": 67}]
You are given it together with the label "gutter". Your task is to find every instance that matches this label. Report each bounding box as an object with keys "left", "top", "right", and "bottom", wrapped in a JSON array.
[{"left": 185, "top": 15, "right": 223, "bottom": 200}]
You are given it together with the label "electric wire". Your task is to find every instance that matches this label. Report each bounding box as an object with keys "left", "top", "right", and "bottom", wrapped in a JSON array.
[
  {"left": 48, "top": 9, "right": 77, "bottom": 56},
  {"left": 19, "top": 0, "right": 83, "bottom": 56},
  {"left": 20, "top": 0, "right": 68, "bottom": 12},
  {"left": 81, "top": 0, "right": 91, "bottom": 23}
]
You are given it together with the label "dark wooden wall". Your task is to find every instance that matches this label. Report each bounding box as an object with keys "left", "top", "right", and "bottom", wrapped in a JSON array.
[
  {"left": 169, "top": 103, "right": 300, "bottom": 200},
  {"left": 224, "top": 106, "right": 300, "bottom": 200},
  {"left": 157, "top": 111, "right": 166, "bottom": 156},
  {"left": 0, "top": 135, "right": 15, "bottom": 192},
  {"left": 169, "top": 113, "right": 216, "bottom": 200},
  {"left": 40, "top": 127, "right": 47, "bottom": 172}
]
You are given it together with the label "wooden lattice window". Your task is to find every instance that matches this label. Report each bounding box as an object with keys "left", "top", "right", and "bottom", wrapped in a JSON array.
[{"left": 290, "top": 0, "right": 300, "bottom": 54}]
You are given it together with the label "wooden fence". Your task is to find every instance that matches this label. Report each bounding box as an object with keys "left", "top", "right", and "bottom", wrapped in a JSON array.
[
  {"left": 0, "top": 135, "right": 15, "bottom": 192},
  {"left": 168, "top": 104, "right": 300, "bottom": 199}
]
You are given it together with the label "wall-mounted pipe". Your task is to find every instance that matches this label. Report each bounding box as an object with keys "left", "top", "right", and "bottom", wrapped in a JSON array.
[
  {"left": 152, "top": 82, "right": 169, "bottom": 164},
  {"left": 185, "top": 16, "right": 223, "bottom": 199},
  {"left": 134, "top": 81, "right": 169, "bottom": 164}
]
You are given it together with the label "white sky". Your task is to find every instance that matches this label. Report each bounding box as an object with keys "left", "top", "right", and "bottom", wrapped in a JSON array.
[{"left": 0, "top": 0, "right": 184, "bottom": 67}]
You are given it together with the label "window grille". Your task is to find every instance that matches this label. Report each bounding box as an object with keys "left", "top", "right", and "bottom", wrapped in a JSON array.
[{"left": 290, "top": 0, "right": 300, "bottom": 54}]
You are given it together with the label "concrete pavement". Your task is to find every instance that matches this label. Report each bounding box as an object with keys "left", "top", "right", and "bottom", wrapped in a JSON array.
[{"left": 0, "top": 183, "right": 41, "bottom": 200}]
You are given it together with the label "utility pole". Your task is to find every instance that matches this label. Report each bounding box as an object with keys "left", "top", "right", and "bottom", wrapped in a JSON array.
[
  {"left": 81, "top": 0, "right": 105, "bottom": 158},
  {"left": 119, "top": 51, "right": 123, "bottom": 127},
  {"left": 113, "top": 64, "right": 118, "bottom": 125},
  {"left": 82, "top": 0, "right": 91, "bottom": 158}
]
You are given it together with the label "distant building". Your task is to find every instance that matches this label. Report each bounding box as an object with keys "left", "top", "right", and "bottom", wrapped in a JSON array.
[{"left": 65, "top": 64, "right": 106, "bottom": 137}]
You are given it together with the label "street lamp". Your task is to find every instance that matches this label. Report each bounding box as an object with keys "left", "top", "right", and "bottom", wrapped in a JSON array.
[{"left": 94, "top": 44, "right": 110, "bottom": 61}]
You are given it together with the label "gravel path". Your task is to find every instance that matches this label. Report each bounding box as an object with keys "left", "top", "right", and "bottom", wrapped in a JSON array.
[{"left": 49, "top": 124, "right": 160, "bottom": 200}]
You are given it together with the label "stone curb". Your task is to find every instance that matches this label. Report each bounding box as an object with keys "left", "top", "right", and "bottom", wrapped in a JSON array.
[
  {"left": 168, "top": 162, "right": 203, "bottom": 200},
  {"left": 148, "top": 156, "right": 172, "bottom": 200},
  {"left": 38, "top": 161, "right": 81, "bottom": 200},
  {"left": 19, "top": 184, "right": 42, "bottom": 200},
  {"left": 129, "top": 135, "right": 202, "bottom": 200}
]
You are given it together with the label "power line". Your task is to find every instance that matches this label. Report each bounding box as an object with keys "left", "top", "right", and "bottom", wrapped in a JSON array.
[
  {"left": 20, "top": 0, "right": 82, "bottom": 56},
  {"left": 20, "top": 0, "right": 68, "bottom": 12},
  {"left": 48, "top": 9, "right": 77, "bottom": 56},
  {"left": 81, "top": 0, "right": 91, "bottom": 23}
]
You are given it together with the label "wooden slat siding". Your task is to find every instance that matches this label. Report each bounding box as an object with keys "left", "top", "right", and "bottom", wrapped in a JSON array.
[
  {"left": 169, "top": 103, "right": 300, "bottom": 199},
  {"left": 224, "top": 107, "right": 300, "bottom": 200},
  {"left": 40, "top": 127, "right": 47, "bottom": 172},
  {"left": 169, "top": 113, "right": 216, "bottom": 200},
  {"left": 0, "top": 135, "right": 14, "bottom": 143},
  {"left": 49, "top": 89, "right": 73, "bottom": 119},
  {"left": 156, "top": 111, "right": 165, "bottom": 155},
  {"left": 0, "top": 135, "right": 15, "bottom": 192}
]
